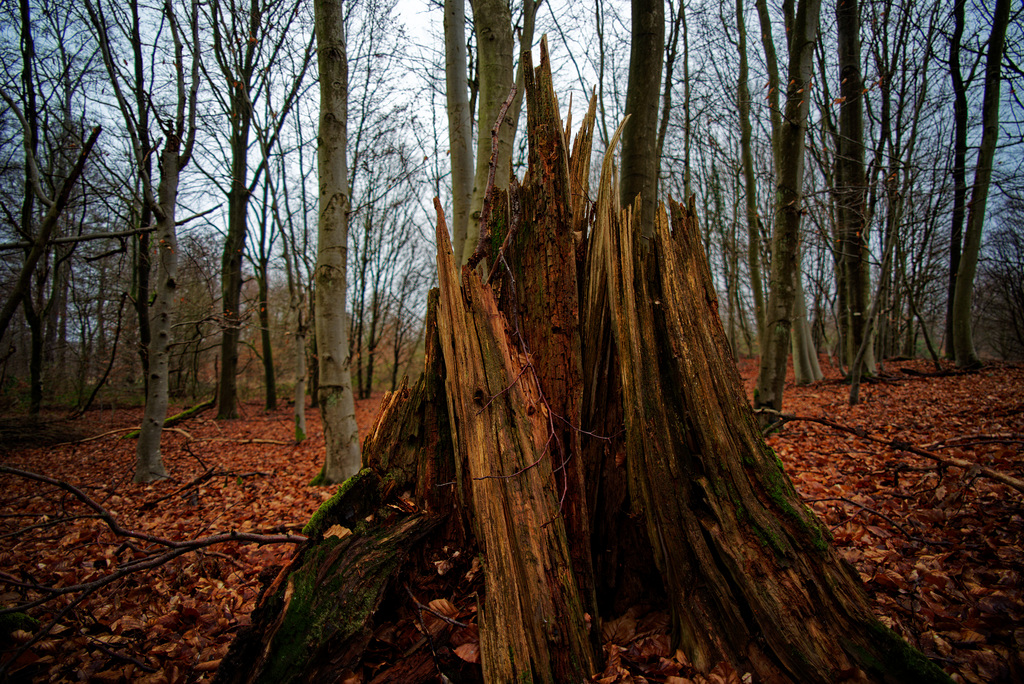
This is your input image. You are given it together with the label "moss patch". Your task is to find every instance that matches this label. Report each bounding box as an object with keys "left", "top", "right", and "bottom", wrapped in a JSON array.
[
  {"left": 0, "top": 611, "right": 39, "bottom": 636},
  {"left": 761, "top": 450, "right": 829, "bottom": 553},
  {"left": 302, "top": 468, "right": 381, "bottom": 540},
  {"left": 257, "top": 515, "right": 433, "bottom": 684},
  {"left": 843, "top": 619, "right": 953, "bottom": 684}
]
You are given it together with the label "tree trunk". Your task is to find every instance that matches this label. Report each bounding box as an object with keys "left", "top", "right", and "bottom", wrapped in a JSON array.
[
  {"left": 736, "top": 0, "right": 764, "bottom": 349},
  {"left": 952, "top": 0, "right": 1010, "bottom": 368},
  {"left": 292, "top": 313, "right": 307, "bottom": 442},
  {"left": 754, "top": 0, "right": 821, "bottom": 418},
  {"left": 464, "top": 0, "right": 513, "bottom": 266},
  {"left": 257, "top": 263, "right": 277, "bottom": 411},
  {"left": 620, "top": 0, "right": 664, "bottom": 241},
  {"left": 791, "top": 252, "right": 822, "bottom": 384},
  {"left": 22, "top": 293, "right": 42, "bottom": 416},
  {"left": 945, "top": 0, "right": 967, "bottom": 359},
  {"left": 135, "top": 142, "right": 182, "bottom": 483},
  {"left": 314, "top": 0, "right": 361, "bottom": 484},
  {"left": 134, "top": 191, "right": 153, "bottom": 397},
  {"left": 444, "top": 0, "right": 474, "bottom": 265},
  {"left": 216, "top": 122, "right": 251, "bottom": 419},
  {"left": 835, "top": 0, "right": 869, "bottom": 376},
  {"left": 220, "top": 49, "right": 950, "bottom": 684}
]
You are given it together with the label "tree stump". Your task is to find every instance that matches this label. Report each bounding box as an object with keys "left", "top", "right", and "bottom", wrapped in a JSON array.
[{"left": 217, "top": 38, "right": 951, "bottom": 684}]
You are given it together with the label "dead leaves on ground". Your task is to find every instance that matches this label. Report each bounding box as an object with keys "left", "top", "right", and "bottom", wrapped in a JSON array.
[
  {"left": 0, "top": 395, "right": 381, "bottom": 682},
  {"left": 2, "top": 360, "right": 1024, "bottom": 682},
  {"left": 751, "top": 358, "right": 1024, "bottom": 684}
]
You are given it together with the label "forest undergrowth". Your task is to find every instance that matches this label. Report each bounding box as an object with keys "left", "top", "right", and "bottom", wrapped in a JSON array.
[{"left": 0, "top": 357, "right": 1021, "bottom": 683}]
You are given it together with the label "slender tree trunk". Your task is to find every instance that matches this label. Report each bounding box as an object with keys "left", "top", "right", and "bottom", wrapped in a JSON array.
[
  {"left": 308, "top": 296, "right": 319, "bottom": 409},
  {"left": 280, "top": 217, "right": 307, "bottom": 441},
  {"left": 737, "top": 0, "right": 765, "bottom": 348},
  {"left": 257, "top": 264, "right": 277, "bottom": 410},
  {"left": 620, "top": 0, "right": 664, "bottom": 241},
  {"left": 952, "top": 0, "right": 1009, "bottom": 368},
  {"left": 314, "top": 0, "right": 361, "bottom": 483},
  {"left": 791, "top": 251, "right": 822, "bottom": 384},
  {"left": 134, "top": 211, "right": 152, "bottom": 393},
  {"left": 134, "top": 143, "right": 183, "bottom": 483},
  {"left": 445, "top": 0, "right": 474, "bottom": 265},
  {"left": 217, "top": 118, "right": 251, "bottom": 419},
  {"left": 464, "top": 0, "right": 513, "bottom": 266},
  {"left": 835, "top": 0, "right": 868, "bottom": 377},
  {"left": 22, "top": 294, "right": 42, "bottom": 415},
  {"left": 754, "top": 0, "right": 821, "bottom": 418},
  {"left": 945, "top": 0, "right": 967, "bottom": 358},
  {"left": 293, "top": 319, "right": 307, "bottom": 441}
]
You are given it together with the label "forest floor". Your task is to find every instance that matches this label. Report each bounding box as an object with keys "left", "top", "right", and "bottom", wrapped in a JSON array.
[{"left": 0, "top": 357, "right": 1022, "bottom": 683}]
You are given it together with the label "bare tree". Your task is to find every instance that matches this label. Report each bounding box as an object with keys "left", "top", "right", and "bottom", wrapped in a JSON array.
[
  {"left": 202, "top": 0, "right": 314, "bottom": 419},
  {"left": 87, "top": 0, "right": 201, "bottom": 482},
  {"left": 754, "top": 0, "right": 823, "bottom": 418},
  {"left": 313, "top": 0, "right": 360, "bottom": 484},
  {"left": 951, "top": 0, "right": 1012, "bottom": 368}
]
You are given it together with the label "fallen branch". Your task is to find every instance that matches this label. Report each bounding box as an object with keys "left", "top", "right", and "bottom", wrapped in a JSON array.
[
  {"left": 139, "top": 467, "right": 217, "bottom": 509},
  {"left": 139, "top": 469, "right": 272, "bottom": 511},
  {"left": 757, "top": 410, "right": 1024, "bottom": 496},
  {"left": 123, "top": 397, "right": 215, "bottom": 439},
  {"left": 803, "top": 496, "right": 950, "bottom": 547},
  {"left": 61, "top": 427, "right": 137, "bottom": 446},
  {"left": 200, "top": 437, "right": 288, "bottom": 446}
]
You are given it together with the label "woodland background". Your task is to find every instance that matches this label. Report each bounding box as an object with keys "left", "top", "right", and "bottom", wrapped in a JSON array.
[{"left": 0, "top": 0, "right": 1022, "bottom": 416}]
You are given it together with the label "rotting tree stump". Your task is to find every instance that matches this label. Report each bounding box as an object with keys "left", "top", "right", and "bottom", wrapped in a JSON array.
[{"left": 216, "top": 38, "right": 952, "bottom": 684}]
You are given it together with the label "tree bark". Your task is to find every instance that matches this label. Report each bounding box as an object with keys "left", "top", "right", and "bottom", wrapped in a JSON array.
[
  {"left": 952, "top": 0, "right": 1010, "bottom": 368},
  {"left": 314, "top": 0, "right": 361, "bottom": 484}
]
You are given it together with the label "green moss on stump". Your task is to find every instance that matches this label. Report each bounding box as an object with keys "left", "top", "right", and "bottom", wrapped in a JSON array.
[
  {"left": 762, "top": 450, "right": 829, "bottom": 553},
  {"left": 843, "top": 619, "right": 953, "bottom": 684},
  {"left": 255, "top": 514, "right": 433, "bottom": 684},
  {"left": 302, "top": 468, "right": 380, "bottom": 540}
]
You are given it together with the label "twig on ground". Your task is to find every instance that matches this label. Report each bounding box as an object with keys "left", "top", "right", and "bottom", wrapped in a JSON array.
[
  {"left": 0, "top": 465, "right": 308, "bottom": 678},
  {"left": 86, "top": 635, "right": 158, "bottom": 673},
  {"left": 756, "top": 409, "right": 1024, "bottom": 496},
  {"left": 803, "top": 496, "right": 950, "bottom": 546}
]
